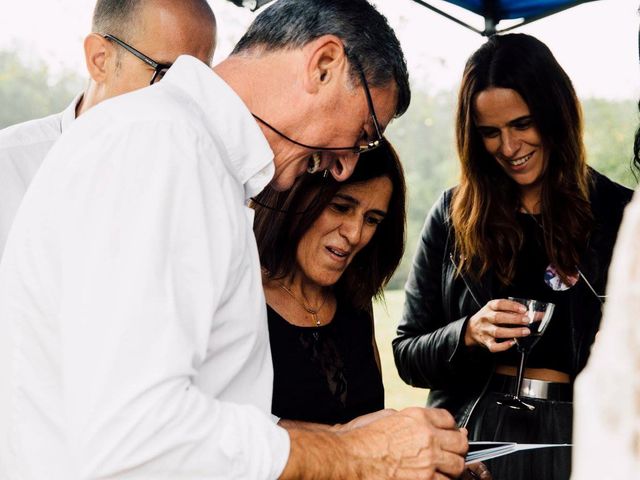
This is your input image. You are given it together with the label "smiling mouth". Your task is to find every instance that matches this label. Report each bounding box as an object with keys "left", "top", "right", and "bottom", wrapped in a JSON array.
[
  {"left": 507, "top": 152, "right": 534, "bottom": 167},
  {"left": 326, "top": 246, "right": 349, "bottom": 259}
]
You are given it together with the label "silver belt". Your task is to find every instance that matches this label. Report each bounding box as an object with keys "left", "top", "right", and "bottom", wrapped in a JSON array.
[
  {"left": 520, "top": 378, "right": 554, "bottom": 399},
  {"left": 491, "top": 374, "right": 573, "bottom": 401}
]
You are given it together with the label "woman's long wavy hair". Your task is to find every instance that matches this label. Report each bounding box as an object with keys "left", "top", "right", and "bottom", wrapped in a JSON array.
[
  {"left": 252, "top": 140, "right": 406, "bottom": 310},
  {"left": 452, "top": 33, "right": 593, "bottom": 285}
]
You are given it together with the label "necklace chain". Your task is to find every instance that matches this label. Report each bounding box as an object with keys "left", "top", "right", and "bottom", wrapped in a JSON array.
[{"left": 278, "top": 283, "right": 328, "bottom": 327}]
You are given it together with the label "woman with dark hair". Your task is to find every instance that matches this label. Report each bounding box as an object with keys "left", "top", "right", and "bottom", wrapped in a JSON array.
[
  {"left": 393, "top": 33, "right": 633, "bottom": 480},
  {"left": 252, "top": 140, "right": 406, "bottom": 425}
]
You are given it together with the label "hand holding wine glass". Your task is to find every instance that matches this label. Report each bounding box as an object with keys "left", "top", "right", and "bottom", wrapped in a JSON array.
[
  {"left": 496, "top": 297, "right": 555, "bottom": 411},
  {"left": 464, "top": 298, "right": 533, "bottom": 352}
]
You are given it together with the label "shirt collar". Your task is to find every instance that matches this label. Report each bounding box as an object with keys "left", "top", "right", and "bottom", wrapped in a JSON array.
[
  {"left": 61, "top": 92, "right": 84, "bottom": 132},
  {"left": 161, "top": 55, "right": 275, "bottom": 200}
]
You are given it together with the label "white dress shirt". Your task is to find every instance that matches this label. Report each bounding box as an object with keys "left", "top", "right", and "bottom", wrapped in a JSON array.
[
  {"left": 0, "top": 95, "right": 80, "bottom": 258},
  {"left": 572, "top": 190, "right": 640, "bottom": 479},
  {"left": 0, "top": 55, "right": 289, "bottom": 479}
]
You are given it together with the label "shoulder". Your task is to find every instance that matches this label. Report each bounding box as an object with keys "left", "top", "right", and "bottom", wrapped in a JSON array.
[
  {"left": 422, "top": 187, "right": 457, "bottom": 232},
  {"left": 0, "top": 113, "right": 64, "bottom": 183},
  {"left": 0, "top": 112, "right": 63, "bottom": 153},
  {"left": 83, "top": 86, "right": 204, "bottom": 136},
  {"left": 588, "top": 168, "right": 634, "bottom": 215},
  {"left": 56, "top": 90, "right": 217, "bottom": 171}
]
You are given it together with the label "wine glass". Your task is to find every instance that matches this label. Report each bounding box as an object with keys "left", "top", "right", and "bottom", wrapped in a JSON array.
[{"left": 496, "top": 297, "right": 555, "bottom": 411}]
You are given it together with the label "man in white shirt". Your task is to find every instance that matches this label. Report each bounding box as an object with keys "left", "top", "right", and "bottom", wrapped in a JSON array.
[
  {"left": 0, "top": 0, "right": 216, "bottom": 257},
  {"left": 0, "top": 1, "right": 468, "bottom": 479}
]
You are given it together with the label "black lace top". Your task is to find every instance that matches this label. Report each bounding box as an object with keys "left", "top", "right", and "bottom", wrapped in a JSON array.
[{"left": 267, "top": 302, "right": 384, "bottom": 425}]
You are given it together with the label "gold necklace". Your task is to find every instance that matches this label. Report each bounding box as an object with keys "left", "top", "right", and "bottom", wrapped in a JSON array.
[{"left": 278, "top": 282, "right": 328, "bottom": 327}]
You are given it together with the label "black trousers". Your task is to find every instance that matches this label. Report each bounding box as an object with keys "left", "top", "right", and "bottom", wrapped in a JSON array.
[{"left": 466, "top": 379, "right": 572, "bottom": 480}]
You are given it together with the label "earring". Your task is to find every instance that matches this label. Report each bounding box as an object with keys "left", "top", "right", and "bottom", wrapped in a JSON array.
[{"left": 307, "top": 153, "right": 322, "bottom": 174}]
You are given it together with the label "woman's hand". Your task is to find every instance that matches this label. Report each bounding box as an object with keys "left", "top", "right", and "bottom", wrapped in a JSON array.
[
  {"left": 460, "top": 462, "right": 492, "bottom": 479},
  {"left": 464, "top": 299, "right": 530, "bottom": 352}
]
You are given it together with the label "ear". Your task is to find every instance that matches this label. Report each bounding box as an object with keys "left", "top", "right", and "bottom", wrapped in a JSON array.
[
  {"left": 83, "top": 33, "right": 113, "bottom": 83},
  {"left": 302, "top": 34, "right": 349, "bottom": 94}
]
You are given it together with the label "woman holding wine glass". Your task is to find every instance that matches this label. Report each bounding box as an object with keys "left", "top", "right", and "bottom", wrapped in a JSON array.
[{"left": 393, "top": 33, "right": 633, "bottom": 480}]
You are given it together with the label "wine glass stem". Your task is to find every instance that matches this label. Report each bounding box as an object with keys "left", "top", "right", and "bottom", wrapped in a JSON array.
[{"left": 514, "top": 351, "right": 527, "bottom": 398}]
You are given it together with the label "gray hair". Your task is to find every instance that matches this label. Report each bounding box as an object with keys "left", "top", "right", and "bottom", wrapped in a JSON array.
[{"left": 232, "top": 0, "right": 410, "bottom": 117}]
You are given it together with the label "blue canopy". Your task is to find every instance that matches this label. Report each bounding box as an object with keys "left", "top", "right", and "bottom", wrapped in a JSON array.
[
  {"left": 409, "top": 0, "right": 599, "bottom": 35},
  {"left": 225, "top": 0, "right": 599, "bottom": 36}
]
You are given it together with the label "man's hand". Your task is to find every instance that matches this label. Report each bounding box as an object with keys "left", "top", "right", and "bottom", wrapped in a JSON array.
[
  {"left": 280, "top": 407, "right": 468, "bottom": 479},
  {"left": 333, "top": 408, "right": 397, "bottom": 432}
]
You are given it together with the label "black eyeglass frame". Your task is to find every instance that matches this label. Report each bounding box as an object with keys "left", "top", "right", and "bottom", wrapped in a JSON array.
[
  {"left": 252, "top": 56, "right": 385, "bottom": 154},
  {"left": 102, "top": 34, "right": 172, "bottom": 85}
]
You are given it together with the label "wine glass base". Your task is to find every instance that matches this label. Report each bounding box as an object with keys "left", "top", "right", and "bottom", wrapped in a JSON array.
[{"left": 496, "top": 394, "right": 535, "bottom": 411}]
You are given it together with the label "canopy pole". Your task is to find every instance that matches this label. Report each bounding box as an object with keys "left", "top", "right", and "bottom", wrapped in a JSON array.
[
  {"left": 408, "top": 0, "right": 484, "bottom": 35},
  {"left": 484, "top": 17, "right": 496, "bottom": 36},
  {"left": 482, "top": 0, "right": 498, "bottom": 36}
]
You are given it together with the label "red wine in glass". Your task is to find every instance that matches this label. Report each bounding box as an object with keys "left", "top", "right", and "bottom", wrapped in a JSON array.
[{"left": 496, "top": 297, "right": 555, "bottom": 410}]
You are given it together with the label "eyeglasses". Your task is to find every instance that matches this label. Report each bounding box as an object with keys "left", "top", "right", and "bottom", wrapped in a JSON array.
[
  {"left": 103, "top": 34, "right": 172, "bottom": 85},
  {"left": 252, "top": 57, "right": 384, "bottom": 154}
]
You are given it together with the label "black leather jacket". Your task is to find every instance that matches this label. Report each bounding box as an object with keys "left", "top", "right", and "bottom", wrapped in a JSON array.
[{"left": 392, "top": 169, "right": 633, "bottom": 426}]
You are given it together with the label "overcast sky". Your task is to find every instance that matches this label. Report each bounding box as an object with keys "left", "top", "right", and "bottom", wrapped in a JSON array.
[{"left": 2, "top": 0, "right": 638, "bottom": 99}]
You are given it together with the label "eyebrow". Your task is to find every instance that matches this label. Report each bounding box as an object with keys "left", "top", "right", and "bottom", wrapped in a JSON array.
[
  {"left": 476, "top": 115, "right": 533, "bottom": 129},
  {"left": 333, "top": 192, "right": 388, "bottom": 217}
]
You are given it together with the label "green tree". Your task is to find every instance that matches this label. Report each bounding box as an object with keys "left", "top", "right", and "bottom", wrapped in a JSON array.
[
  {"left": 0, "top": 49, "right": 83, "bottom": 128},
  {"left": 583, "top": 98, "right": 638, "bottom": 188},
  {"left": 385, "top": 88, "right": 459, "bottom": 290}
]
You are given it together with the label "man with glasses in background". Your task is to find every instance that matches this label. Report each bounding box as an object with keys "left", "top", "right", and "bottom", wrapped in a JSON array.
[
  {"left": 0, "top": 0, "right": 468, "bottom": 479},
  {"left": 0, "top": 0, "right": 216, "bottom": 258}
]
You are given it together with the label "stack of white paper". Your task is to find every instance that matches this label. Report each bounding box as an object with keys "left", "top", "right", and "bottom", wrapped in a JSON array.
[{"left": 466, "top": 441, "right": 572, "bottom": 464}]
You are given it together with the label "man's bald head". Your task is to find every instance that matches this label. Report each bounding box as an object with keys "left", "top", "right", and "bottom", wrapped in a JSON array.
[
  {"left": 92, "top": 0, "right": 216, "bottom": 48},
  {"left": 79, "top": 0, "right": 216, "bottom": 116}
]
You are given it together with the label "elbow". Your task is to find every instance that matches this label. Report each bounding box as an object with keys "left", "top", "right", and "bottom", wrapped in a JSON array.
[{"left": 392, "top": 335, "right": 431, "bottom": 389}]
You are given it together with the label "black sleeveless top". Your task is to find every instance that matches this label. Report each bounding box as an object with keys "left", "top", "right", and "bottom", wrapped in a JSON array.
[
  {"left": 495, "top": 212, "right": 573, "bottom": 372},
  {"left": 267, "top": 302, "right": 384, "bottom": 425}
]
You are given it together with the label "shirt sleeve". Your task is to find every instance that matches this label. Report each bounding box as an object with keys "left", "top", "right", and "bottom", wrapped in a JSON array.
[{"left": 54, "top": 120, "right": 289, "bottom": 479}]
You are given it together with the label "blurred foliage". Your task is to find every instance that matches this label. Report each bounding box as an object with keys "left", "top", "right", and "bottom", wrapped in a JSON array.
[
  {"left": 0, "top": 48, "right": 636, "bottom": 292},
  {"left": 0, "top": 49, "right": 84, "bottom": 128},
  {"left": 582, "top": 98, "right": 638, "bottom": 188}
]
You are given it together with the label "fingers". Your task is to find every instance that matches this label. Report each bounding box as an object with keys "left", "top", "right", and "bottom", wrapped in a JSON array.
[
  {"left": 489, "top": 298, "right": 527, "bottom": 314},
  {"left": 418, "top": 409, "right": 468, "bottom": 476},
  {"left": 466, "top": 299, "right": 532, "bottom": 351},
  {"left": 393, "top": 440, "right": 466, "bottom": 478},
  {"left": 385, "top": 407, "right": 467, "bottom": 478},
  {"left": 464, "top": 462, "right": 493, "bottom": 479},
  {"left": 435, "top": 450, "right": 467, "bottom": 478},
  {"left": 492, "top": 325, "right": 530, "bottom": 339},
  {"left": 492, "top": 310, "right": 530, "bottom": 327},
  {"left": 485, "top": 338, "right": 516, "bottom": 353},
  {"left": 438, "top": 428, "right": 469, "bottom": 456}
]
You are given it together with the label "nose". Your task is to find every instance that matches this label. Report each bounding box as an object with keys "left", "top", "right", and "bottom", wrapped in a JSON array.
[
  {"left": 339, "top": 214, "right": 363, "bottom": 246},
  {"left": 499, "top": 130, "right": 521, "bottom": 158},
  {"left": 329, "top": 151, "right": 359, "bottom": 182}
]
